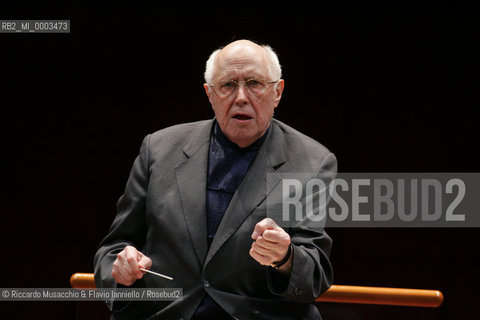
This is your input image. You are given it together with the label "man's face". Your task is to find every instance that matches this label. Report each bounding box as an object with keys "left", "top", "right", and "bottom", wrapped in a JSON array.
[{"left": 204, "top": 42, "right": 284, "bottom": 148}]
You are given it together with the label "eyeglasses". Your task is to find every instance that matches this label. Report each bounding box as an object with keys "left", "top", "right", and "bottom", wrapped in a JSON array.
[{"left": 209, "top": 79, "right": 279, "bottom": 98}]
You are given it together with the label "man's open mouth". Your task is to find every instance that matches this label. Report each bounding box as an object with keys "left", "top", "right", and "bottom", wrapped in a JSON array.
[{"left": 233, "top": 114, "right": 252, "bottom": 120}]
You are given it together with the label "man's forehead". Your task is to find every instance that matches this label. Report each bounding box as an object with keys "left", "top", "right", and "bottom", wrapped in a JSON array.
[
  {"left": 215, "top": 48, "right": 269, "bottom": 79},
  {"left": 219, "top": 42, "right": 264, "bottom": 62},
  {"left": 216, "top": 65, "right": 267, "bottom": 80}
]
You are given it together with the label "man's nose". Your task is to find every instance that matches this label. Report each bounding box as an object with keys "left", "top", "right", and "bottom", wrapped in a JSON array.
[{"left": 234, "top": 83, "right": 249, "bottom": 104}]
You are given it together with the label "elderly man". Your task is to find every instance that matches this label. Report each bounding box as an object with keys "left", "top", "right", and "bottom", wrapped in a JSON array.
[{"left": 94, "top": 39, "right": 336, "bottom": 319}]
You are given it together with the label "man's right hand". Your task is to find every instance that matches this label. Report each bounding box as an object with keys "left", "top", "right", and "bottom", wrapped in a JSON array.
[{"left": 112, "top": 245, "right": 152, "bottom": 286}]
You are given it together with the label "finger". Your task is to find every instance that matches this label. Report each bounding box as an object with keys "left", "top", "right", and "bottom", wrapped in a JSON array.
[
  {"left": 252, "top": 240, "right": 285, "bottom": 262},
  {"left": 138, "top": 254, "right": 152, "bottom": 270},
  {"left": 251, "top": 242, "right": 280, "bottom": 261},
  {"left": 262, "top": 229, "right": 291, "bottom": 245},
  {"left": 249, "top": 248, "right": 272, "bottom": 266},
  {"left": 254, "top": 236, "right": 277, "bottom": 250},
  {"left": 252, "top": 218, "right": 278, "bottom": 239}
]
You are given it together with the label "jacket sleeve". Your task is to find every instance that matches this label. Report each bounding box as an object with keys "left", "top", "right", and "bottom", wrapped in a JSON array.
[
  {"left": 267, "top": 152, "right": 336, "bottom": 303},
  {"left": 93, "top": 134, "right": 151, "bottom": 293}
]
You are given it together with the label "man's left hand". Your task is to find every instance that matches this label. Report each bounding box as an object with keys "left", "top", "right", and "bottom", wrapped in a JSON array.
[{"left": 250, "top": 218, "right": 292, "bottom": 273}]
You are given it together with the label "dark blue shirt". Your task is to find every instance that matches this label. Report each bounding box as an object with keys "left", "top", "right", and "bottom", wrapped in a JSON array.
[{"left": 192, "top": 122, "right": 269, "bottom": 320}]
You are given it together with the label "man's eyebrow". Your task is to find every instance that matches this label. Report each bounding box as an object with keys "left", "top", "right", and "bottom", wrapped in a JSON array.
[{"left": 218, "top": 73, "right": 267, "bottom": 81}]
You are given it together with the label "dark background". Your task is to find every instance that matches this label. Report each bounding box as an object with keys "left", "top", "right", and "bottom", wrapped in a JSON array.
[{"left": 1, "top": 2, "right": 479, "bottom": 319}]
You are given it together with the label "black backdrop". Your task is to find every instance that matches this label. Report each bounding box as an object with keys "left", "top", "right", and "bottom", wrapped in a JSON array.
[{"left": 0, "top": 3, "right": 479, "bottom": 319}]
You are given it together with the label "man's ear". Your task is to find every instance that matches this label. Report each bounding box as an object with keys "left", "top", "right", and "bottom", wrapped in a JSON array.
[
  {"left": 204, "top": 83, "right": 213, "bottom": 104},
  {"left": 273, "top": 79, "right": 285, "bottom": 107}
]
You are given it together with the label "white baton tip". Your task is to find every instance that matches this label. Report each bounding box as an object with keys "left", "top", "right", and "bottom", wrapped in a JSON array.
[{"left": 139, "top": 267, "right": 173, "bottom": 281}]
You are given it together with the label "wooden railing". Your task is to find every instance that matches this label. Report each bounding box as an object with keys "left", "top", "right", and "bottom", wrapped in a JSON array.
[{"left": 70, "top": 273, "right": 443, "bottom": 307}]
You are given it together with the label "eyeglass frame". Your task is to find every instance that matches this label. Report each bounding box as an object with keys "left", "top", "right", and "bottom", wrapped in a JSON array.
[{"left": 208, "top": 79, "right": 280, "bottom": 98}]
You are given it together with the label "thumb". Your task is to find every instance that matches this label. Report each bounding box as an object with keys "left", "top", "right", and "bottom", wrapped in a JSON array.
[{"left": 137, "top": 253, "right": 152, "bottom": 270}]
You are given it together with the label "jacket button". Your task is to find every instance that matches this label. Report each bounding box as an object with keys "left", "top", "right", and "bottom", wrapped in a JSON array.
[
  {"left": 293, "top": 288, "right": 303, "bottom": 296},
  {"left": 203, "top": 280, "right": 210, "bottom": 288}
]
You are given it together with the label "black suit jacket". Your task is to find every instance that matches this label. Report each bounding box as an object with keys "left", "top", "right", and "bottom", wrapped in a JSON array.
[{"left": 94, "top": 119, "right": 336, "bottom": 319}]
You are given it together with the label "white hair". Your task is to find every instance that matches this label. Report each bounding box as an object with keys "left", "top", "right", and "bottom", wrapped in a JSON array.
[
  {"left": 204, "top": 49, "right": 221, "bottom": 85},
  {"left": 263, "top": 45, "right": 282, "bottom": 82},
  {"left": 204, "top": 43, "right": 282, "bottom": 84}
]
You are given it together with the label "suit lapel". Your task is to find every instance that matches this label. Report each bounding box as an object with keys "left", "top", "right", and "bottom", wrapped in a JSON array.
[
  {"left": 205, "top": 121, "right": 287, "bottom": 266},
  {"left": 174, "top": 120, "right": 214, "bottom": 267}
]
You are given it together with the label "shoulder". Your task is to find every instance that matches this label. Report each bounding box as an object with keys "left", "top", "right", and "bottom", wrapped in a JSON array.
[
  {"left": 149, "top": 119, "right": 212, "bottom": 142},
  {"left": 147, "top": 119, "right": 212, "bottom": 146},
  {"left": 272, "top": 119, "right": 332, "bottom": 156},
  {"left": 142, "top": 119, "right": 213, "bottom": 159},
  {"left": 271, "top": 119, "right": 336, "bottom": 172}
]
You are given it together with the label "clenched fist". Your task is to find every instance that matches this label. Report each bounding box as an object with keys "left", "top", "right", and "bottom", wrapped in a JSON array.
[
  {"left": 112, "top": 246, "right": 152, "bottom": 286},
  {"left": 250, "top": 218, "right": 292, "bottom": 274}
]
